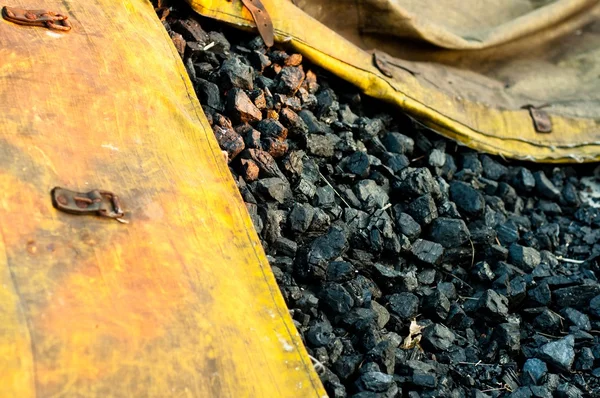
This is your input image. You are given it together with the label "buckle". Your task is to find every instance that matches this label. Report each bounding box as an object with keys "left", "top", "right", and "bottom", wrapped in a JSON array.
[
  {"left": 522, "top": 104, "right": 552, "bottom": 134},
  {"left": 51, "top": 187, "right": 127, "bottom": 222},
  {"left": 2, "top": 6, "right": 72, "bottom": 32}
]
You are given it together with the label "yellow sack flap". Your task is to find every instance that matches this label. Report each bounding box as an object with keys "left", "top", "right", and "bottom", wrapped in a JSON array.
[
  {"left": 0, "top": 0, "right": 324, "bottom": 396},
  {"left": 188, "top": 0, "right": 600, "bottom": 163}
]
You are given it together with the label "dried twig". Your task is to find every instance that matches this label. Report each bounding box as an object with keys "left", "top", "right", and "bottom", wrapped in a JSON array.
[
  {"left": 442, "top": 270, "right": 473, "bottom": 290},
  {"left": 536, "top": 331, "right": 564, "bottom": 339},
  {"left": 556, "top": 256, "right": 586, "bottom": 264},
  {"left": 469, "top": 237, "right": 475, "bottom": 268},
  {"left": 318, "top": 170, "right": 351, "bottom": 209},
  {"left": 308, "top": 354, "right": 325, "bottom": 374}
]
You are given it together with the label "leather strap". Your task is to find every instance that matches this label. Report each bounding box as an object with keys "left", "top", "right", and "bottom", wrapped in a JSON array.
[{"left": 240, "top": 0, "right": 274, "bottom": 47}]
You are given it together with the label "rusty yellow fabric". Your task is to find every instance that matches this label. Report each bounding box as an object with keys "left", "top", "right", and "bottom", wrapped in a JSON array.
[
  {"left": 189, "top": 0, "right": 600, "bottom": 162},
  {"left": 0, "top": 0, "right": 325, "bottom": 396}
]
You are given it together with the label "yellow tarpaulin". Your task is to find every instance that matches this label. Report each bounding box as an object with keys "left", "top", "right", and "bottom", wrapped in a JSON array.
[
  {"left": 189, "top": 0, "right": 600, "bottom": 163},
  {"left": 0, "top": 0, "right": 324, "bottom": 396}
]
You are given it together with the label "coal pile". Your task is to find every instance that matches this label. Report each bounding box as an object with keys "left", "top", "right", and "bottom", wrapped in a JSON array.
[{"left": 158, "top": 5, "right": 600, "bottom": 397}]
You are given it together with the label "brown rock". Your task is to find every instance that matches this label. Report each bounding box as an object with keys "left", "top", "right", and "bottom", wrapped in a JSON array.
[
  {"left": 284, "top": 54, "right": 303, "bottom": 67},
  {"left": 241, "top": 149, "right": 286, "bottom": 179},
  {"left": 272, "top": 64, "right": 283, "bottom": 75},
  {"left": 249, "top": 89, "right": 267, "bottom": 110},
  {"left": 262, "top": 138, "right": 289, "bottom": 158},
  {"left": 240, "top": 159, "right": 260, "bottom": 182},
  {"left": 281, "top": 150, "right": 305, "bottom": 178},
  {"left": 280, "top": 108, "right": 309, "bottom": 137},
  {"left": 213, "top": 126, "right": 245, "bottom": 161},
  {"left": 276, "top": 66, "right": 305, "bottom": 95},
  {"left": 276, "top": 94, "right": 302, "bottom": 112},
  {"left": 170, "top": 18, "right": 209, "bottom": 43},
  {"left": 266, "top": 110, "right": 279, "bottom": 120},
  {"left": 304, "top": 70, "right": 319, "bottom": 94},
  {"left": 169, "top": 32, "right": 186, "bottom": 58},
  {"left": 214, "top": 113, "right": 233, "bottom": 129},
  {"left": 227, "top": 88, "right": 262, "bottom": 124}
]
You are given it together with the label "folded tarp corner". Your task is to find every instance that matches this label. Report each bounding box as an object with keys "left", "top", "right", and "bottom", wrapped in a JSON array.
[{"left": 189, "top": 0, "right": 600, "bottom": 163}]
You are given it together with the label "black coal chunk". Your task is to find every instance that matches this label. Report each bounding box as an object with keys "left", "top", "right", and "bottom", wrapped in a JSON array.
[
  {"left": 219, "top": 56, "right": 253, "bottom": 90},
  {"left": 306, "top": 322, "right": 333, "bottom": 347},
  {"left": 481, "top": 155, "right": 507, "bottom": 181},
  {"left": 574, "top": 347, "right": 594, "bottom": 371},
  {"left": 512, "top": 167, "right": 536, "bottom": 193},
  {"left": 195, "top": 78, "right": 224, "bottom": 111},
  {"left": 496, "top": 221, "right": 520, "bottom": 246},
  {"left": 382, "top": 132, "right": 414, "bottom": 155},
  {"left": 303, "top": 225, "right": 349, "bottom": 280},
  {"left": 356, "top": 117, "right": 385, "bottom": 140},
  {"left": 334, "top": 354, "right": 363, "bottom": 381},
  {"left": 476, "top": 289, "right": 509, "bottom": 323},
  {"left": 354, "top": 180, "right": 389, "bottom": 212},
  {"left": 343, "top": 151, "right": 371, "bottom": 177},
  {"left": 471, "top": 261, "right": 495, "bottom": 282},
  {"left": 534, "top": 171, "right": 561, "bottom": 200},
  {"left": 560, "top": 307, "right": 591, "bottom": 331},
  {"left": 327, "top": 261, "right": 355, "bottom": 282},
  {"left": 496, "top": 322, "right": 521, "bottom": 353},
  {"left": 537, "top": 335, "right": 575, "bottom": 372},
  {"left": 402, "top": 360, "right": 439, "bottom": 388},
  {"left": 320, "top": 283, "right": 355, "bottom": 314},
  {"left": 421, "top": 323, "right": 455, "bottom": 352},
  {"left": 356, "top": 371, "right": 394, "bottom": 392},
  {"left": 411, "top": 239, "right": 444, "bottom": 266},
  {"left": 449, "top": 181, "right": 485, "bottom": 217},
  {"left": 534, "top": 309, "right": 562, "bottom": 333},
  {"left": 422, "top": 290, "right": 451, "bottom": 321},
  {"left": 406, "top": 194, "right": 438, "bottom": 226},
  {"left": 528, "top": 283, "right": 551, "bottom": 306},
  {"left": 553, "top": 284, "right": 600, "bottom": 309},
  {"left": 522, "top": 358, "right": 548, "bottom": 385},
  {"left": 388, "top": 292, "right": 419, "bottom": 319},
  {"left": 395, "top": 211, "right": 421, "bottom": 242},
  {"left": 395, "top": 167, "right": 440, "bottom": 199},
  {"left": 256, "top": 177, "right": 292, "bottom": 203},
  {"left": 366, "top": 340, "right": 396, "bottom": 374},
  {"left": 589, "top": 295, "right": 600, "bottom": 318},
  {"left": 288, "top": 202, "right": 315, "bottom": 233},
  {"left": 509, "top": 244, "right": 541, "bottom": 272},
  {"left": 429, "top": 217, "right": 470, "bottom": 248}
]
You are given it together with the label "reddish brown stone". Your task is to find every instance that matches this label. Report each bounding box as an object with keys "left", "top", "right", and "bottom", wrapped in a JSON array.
[
  {"left": 250, "top": 89, "right": 267, "bottom": 110},
  {"left": 169, "top": 32, "right": 186, "bottom": 58},
  {"left": 241, "top": 149, "right": 285, "bottom": 179},
  {"left": 240, "top": 159, "right": 260, "bottom": 182},
  {"left": 213, "top": 125, "right": 245, "bottom": 161},
  {"left": 262, "top": 138, "right": 289, "bottom": 158},
  {"left": 284, "top": 54, "right": 303, "bottom": 67},
  {"left": 214, "top": 113, "right": 233, "bottom": 129},
  {"left": 227, "top": 88, "right": 262, "bottom": 124},
  {"left": 266, "top": 110, "right": 279, "bottom": 120},
  {"left": 304, "top": 69, "right": 319, "bottom": 94}
]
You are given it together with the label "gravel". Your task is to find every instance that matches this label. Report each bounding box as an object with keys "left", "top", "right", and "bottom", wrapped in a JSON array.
[{"left": 160, "top": 7, "right": 600, "bottom": 397}]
